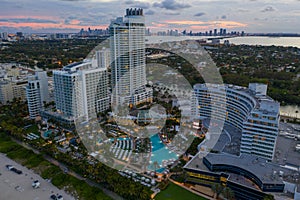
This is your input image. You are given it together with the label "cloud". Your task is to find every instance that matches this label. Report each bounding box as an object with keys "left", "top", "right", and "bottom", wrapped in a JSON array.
[
  {"left": 261, "top": 6, "right": 276, "bottom": 12},
  {"left": 145, "top": 10, "right": 155, "bottom": 15},
  {"left": 153, "top": 0, "right": 191, "bottom": 10},
  {"left": 194, "top": 12, "right": 205, "bottom": 17},
  {"left": 125, "top": 0, "right": 150, "bottom": 9},
  {"left": 0, "top": 18, "right": 59, "bottom": 24},
  {"left": 237, "top": 8, "right": 250, "bottom": 12},
  {"left": 59, "top": 0, "right": 87, "bottom": 1},
  {"left": 164, "top": 12, "right": 180, "bottom": 15}
]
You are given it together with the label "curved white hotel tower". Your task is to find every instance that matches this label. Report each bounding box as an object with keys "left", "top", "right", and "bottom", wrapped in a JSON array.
[
  {"left": 193, "top": 83, "right": 280, "bottom": 161},
  {"left": 109, "top": 8, "right": 152, "bottom": 106}
]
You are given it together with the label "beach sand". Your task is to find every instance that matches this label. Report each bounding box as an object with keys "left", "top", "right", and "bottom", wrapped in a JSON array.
[{"left": 0, "top": 153, "right": 75, "bottom": 200}]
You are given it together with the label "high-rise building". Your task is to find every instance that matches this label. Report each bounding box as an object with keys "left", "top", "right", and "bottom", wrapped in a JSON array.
[
  {"left": 240, "top": 83, "right": 280, "bottom": 161},
  {"left": 26, "top": 71, "right": 49, "bottom": 119},
  {"left": 193, "top": 83, "right": 280, "bottom": 161},
  {"left": 214, "top": 29, "right": 217, "bottom": 36},
  {"left": 109, "top": 8, "right": 152, "bottom": 106},
  {"left": 0, "top": 32, "right": 8, "bottom": 40},
  {"left": 53, "top": 50, "right": 109, "bottom": 121}
]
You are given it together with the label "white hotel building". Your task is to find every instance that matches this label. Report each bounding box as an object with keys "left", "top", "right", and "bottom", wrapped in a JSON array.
[
  {"left": 109, "top": 8, "right": 152, "bottom": 106},
  {"left": 193, "top": 83, "right": 280, "bottom": 161},
  {"left": 53, "top": 50, "right": 110, "bottom": 121},
  {"left": 26, "top": 71, "right": 49, "bottom": 119}
]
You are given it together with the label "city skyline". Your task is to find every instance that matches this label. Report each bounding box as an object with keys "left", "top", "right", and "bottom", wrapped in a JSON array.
[{"left": 0, "top": 0, "right": 299, "bottom": 34}]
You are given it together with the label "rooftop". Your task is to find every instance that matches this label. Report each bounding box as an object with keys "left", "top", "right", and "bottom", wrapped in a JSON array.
[{"left": 184, "top": 152, "right": 300, "bottom": 185}]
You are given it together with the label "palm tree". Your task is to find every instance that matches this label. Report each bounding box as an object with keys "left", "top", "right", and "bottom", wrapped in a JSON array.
[
  {"left": 222, "top": 187, "right": 235, "bottom": 200},
  {"left": 263, "top": 194, "right": 275, "bottom": 200},
  {"left": 211, "top": 183, "right": 223, "bottom": 199}
]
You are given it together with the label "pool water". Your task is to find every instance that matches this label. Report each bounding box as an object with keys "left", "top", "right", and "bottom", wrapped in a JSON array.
[
  {"left": 43, "top": 130, "right": 53, "bottom": 138},
  {"left": 148, "top": 134, "right": 178, "bottom": 172}
]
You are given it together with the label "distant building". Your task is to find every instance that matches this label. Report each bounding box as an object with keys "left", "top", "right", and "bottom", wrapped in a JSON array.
[
  {"left": 0, "top": 64, "right": 28, "bottom": 104},
  {"left": 0, "top": 79, "right": 27, "bottom": 104},
  {"left": 193, "top": 83, "right": 280, "bottom": 160},
  {"left": 0, "top": 32, "right": 8, "bottom": 40},
  {"left": 0, "top": 81, "right": 13, "bottom": 104},
  {"left": 109, "top": 8, "right": 152, "bottom": 106},
  {"left": 26, "top": 71, "right": 49, "bottom": 119},
  {"left": 53, "top": 50, "right": 110, "bottom": 121}
]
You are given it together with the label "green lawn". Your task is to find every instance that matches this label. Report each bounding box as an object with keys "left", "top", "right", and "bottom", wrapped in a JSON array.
[
  {"left": 155, "top": 182, "right": 207, "bottom": 200},
  {"left": 24, "top": 124, "right": 39, "bottom": 134}
]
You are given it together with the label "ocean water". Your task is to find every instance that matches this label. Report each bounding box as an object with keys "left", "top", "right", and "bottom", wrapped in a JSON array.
[{"left": 146, "top": 36, "right": 300, "bottom": 48}]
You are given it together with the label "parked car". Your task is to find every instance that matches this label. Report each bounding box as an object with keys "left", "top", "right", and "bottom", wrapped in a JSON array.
[
  {"left": 50, "top": 194, "right": 57, "bottom": 200},
  {"left": 32, "top": 180, "right": 40, "bottom": 188},
  {"left": 11, "top": 167, "right": 22, "bottom": 174},
  {"left": 57, "top": 195, "right": 63, "bottom": 200},
  {"left": 6, "top": 165, "right": 22, "bottom": 174},
  {"left": 6, "top": 165, "right": 14, "bottom": 170}
]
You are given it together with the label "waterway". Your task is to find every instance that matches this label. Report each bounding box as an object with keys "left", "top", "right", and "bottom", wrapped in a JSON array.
[{"left": 146, "top": 36, "right": 300, "bottom": 48}]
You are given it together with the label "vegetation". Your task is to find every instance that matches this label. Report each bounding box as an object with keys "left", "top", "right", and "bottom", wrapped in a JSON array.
[
  {"left": 185, "top": 137, "right": 205, "bottom": 156},
  {"left": 155, "top": 182, "right": 207, "bottom": 200},
  {"left": 0, "top": 99, "right": 152, "bottom": 200},
  {"left": 0, "top": 132, "right": 111, "bottom": 200},
  {"left": 148, "top": 44, "right": 300, "bottom": 105},
  {"left": 0, "top": 39, "right": 105, "bottom": 69}
]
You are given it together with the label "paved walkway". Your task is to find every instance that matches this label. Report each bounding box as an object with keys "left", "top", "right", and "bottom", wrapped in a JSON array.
[
  {"left": 0, "top": 153, "right": 75, "bottom": 200},
  {"left": 12, "top": 138, "right": 124, "bottom": 200}
]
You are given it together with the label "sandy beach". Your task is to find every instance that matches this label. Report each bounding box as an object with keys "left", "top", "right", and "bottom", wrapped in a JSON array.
[{"left": 0, "top": 153, "right": 75, "bottom": 200}]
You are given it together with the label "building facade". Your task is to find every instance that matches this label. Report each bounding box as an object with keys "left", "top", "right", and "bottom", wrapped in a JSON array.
[
  {"left": 53, "top": 50, "right": 109, "bottom": 121},
  {"left": 193, "top": 83, "right": 280, "bottom": 160},
  {"left": 26, "top": 71, "right": 49, "bottom": 119},
  {"left": 109, "top": 8, "right": 152, "bottom": 106}
]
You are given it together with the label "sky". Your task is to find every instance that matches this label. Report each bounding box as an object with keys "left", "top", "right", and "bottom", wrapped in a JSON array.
[{"left": 0, "top": 0, "right": 299, "bottom": 34}]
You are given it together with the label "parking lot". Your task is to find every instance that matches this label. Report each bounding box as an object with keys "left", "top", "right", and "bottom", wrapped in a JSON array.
[{"left": 0, "top": 153, "right": 74, "bottom": 200}]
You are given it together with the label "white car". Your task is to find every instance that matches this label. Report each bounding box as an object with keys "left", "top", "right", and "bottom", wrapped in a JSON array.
[{"left": 32, "top": 180, "right": 40, "bottom": 188}]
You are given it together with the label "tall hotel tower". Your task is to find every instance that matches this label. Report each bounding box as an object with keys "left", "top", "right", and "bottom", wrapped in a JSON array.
[
  {"left": 109, "top": 8, "right": 152, "bottom": 106},
  {"left": 26, "top": 71, "right": 49, "bottom": 119},
  {"left": 53, "top": 49, "right": 110, "bottom": 121}
]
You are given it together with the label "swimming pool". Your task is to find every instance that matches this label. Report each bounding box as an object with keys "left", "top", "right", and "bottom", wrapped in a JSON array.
[
  {"left": 148, "top": 134, "right": 178, "bottom": 172},
  {"left": 43, "top": 130, "right": 53, "bottom": 138}
]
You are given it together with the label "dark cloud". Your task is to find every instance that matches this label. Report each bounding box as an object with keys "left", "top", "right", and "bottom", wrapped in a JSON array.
[
  {"left": 145, "top": 10, "right": 155, "bottom": 15},
  {"left": 0, "top": 18, "right": 59, "bottom": 24},
  {"left": 153, "top": 0, "right": 191, "bottom": 10},
  {"left": 125, "top": 0, "right": 150, "bottom": 9},
  {"left": 221, "top": 15, "right": 227, "bottom": 19},
  {"left": 194, "top": 12, "right": 205, "bottom": 17},
  {"left": 261, "top": 6, "right": 276, "bottom": 12}
]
